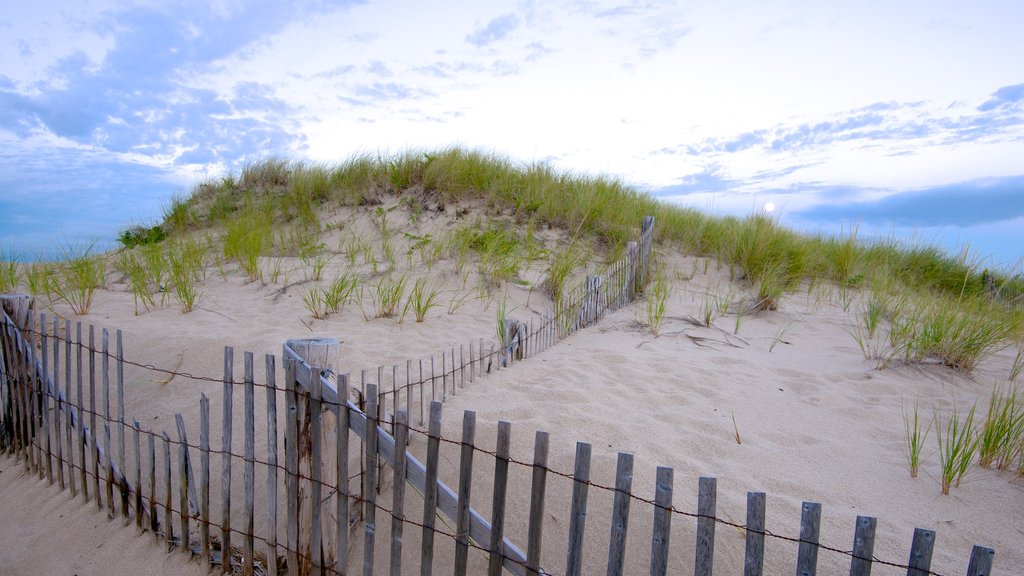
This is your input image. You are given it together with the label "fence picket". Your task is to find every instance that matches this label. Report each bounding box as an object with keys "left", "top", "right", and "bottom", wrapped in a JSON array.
[
  {"left": 906, "top": 528, "right": 934, "bottom": 576},
  {"left": 336, "top": 373, "right": 350, "bottom": 576},
  {"left": 244, "top": 353, "right": 256, "bottom": 576},
  {"left": 222, "top": 346, "right": 234, "bottom": 573},
  {"left": 90, "top": 325, "right": 100, "bottom": 508},
  {"left": 117, "top": 330, "right": 128, "bottom": 520},
  {"left": 606, "top": 452, "right": 634, "bottom": 576},
  {"left": 133, "top": 420, "right": 142, "bottom": 530},
  {"left": 266, "top": 355, "right": 279, "bottom": 576},
  {"left": 363, "top": 384, "right": 379, "bottom": 576},
  {"left": 797, "top": 502, "right": 822, "bottom": 576},
  {"left": 650, "top": 466, "right": 673, "bottom": 576},
  {"left": 487, "top": 421, "right": 512, "bottom": 576},
  {"left": 309, "top": 359, "right": 323, "bottom": 576},
  {"left": 421, "top": 401, "right": 443, "bottom": 576},
  {"left": 176, "top": 414, "right": 191, "bottom": 555},
  {"left": 41, "top": 315, "right": 53, "bottom": 484},
  {"left": 694, "top": 476, "right": 717, "bottom": 576},
  {"left": 200, "top": 394, "right": 211, "bottom": 562},
  {"left": 743, "top": 492, "right": 766, "bottom": 576},
  {"left": 526, "top": 431, "right": 550, "bottom": 576},
  {"left": 965, "top": 545, "right": 994, "bottom": 576},
  {"left": 52, "top": 317, "right": 64, "bottom": 490},
  {"left": 162, "top": 431, "right": 174, "bottom": 551},
  {"left": 103, "top": 328, "right": 114, "bottom": 514},
  {"left": 77, "top": 322, "right": 87, "bottom": 501},
  {"left": 850, "top": 516, "right": 876, "bottom": 576},
  {"left": 454, "top": 410, "right": 477, "bottom": 576},
  {"left": 565, "top": 442, "right": 592, "bottom": 576},
  {"left": 284, "top": 356, "right": 299, "bottom": 576},
  {"left": 65, "top": 319, "right": 75, "bottom": 497},
  {"left": 390, "top": 410, "right": 409, "bottom": 576},
  {"left": 148, "top": 428, "right": 158, "bottom": 534}
]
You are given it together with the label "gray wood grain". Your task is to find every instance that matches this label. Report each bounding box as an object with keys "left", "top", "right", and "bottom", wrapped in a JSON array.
[
  {"left": 849, "top": 516, "right": 876, "bottom": 576},
  {"left": 796, "top": 502, "right": 821, "bottom": 576},
  {"left": 694, "top": 476, "right": 716, "bottom": 576},
  {"left": 200, "top": 393, "right": 211, "bottom": 563},
  {"left": 565, "top": 442, "right": 592, "bottom": 576},
  {"left": 243, "top": 352, "right": 256, "bottom": 576},
  {"left": 265, "top": 354, "right": 280, "bottom": 576},
  {"left": 650, "top": 466, "right": 673, "bottom": 576},
  {"left": 420, "top": 401, "right": 443, "bottom": 576},
  {"left": 487, "top": 421, "right": 512, "bottom": 576},
  {"left": 390, "top": 410, "right": 409, "bottom": 576},
  {"left": 454, "top": 410, "right": 476, "bottom": 576},
  {"left": 221, "top": 346, "right": 234, "bottom": 573},
  {"left": 606, "top": 452, "right": 634, "bottom": 576},
  {"left": 906, "top": 528, "right": 934, "bottom": 576},
  {"left": 743, "top": 492, "right": 765, "bottom": 576}
]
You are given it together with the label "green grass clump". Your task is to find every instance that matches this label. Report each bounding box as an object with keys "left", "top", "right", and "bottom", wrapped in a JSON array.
[
  {"left": 407, "top": 276, "right": 441, "bottom": 322},
  {"left": 117, "top": 224, "right": 167, "bottom": 249},
  {"left": 977, "top": 386, "right": 1024, "bottom": 470},
  {"left": 167, "top": 240, "right": 205, "bottom": 313},
  {"left": 936, "top": 403, "right": 979, "bottom": 494},
  {"left": 116, "top": 251, "right": 156, "bottom": 315},
  {"left": 223, "top": 198, "right": 272, "bottom": 281},
  {"left": 645, "top": 268, "right": 671, "bottom": 335},
  {"left": 724, "top": 214, "right": 808, "bottom": 311},
  {"left": 372, "top": 274, "right": 407, "bottom": 319},
  {"left": 546, "top": 242, "right": 586, "bottom": 308},
  {"left": 50, "top": 245, "right": 106, "bottom": 315},
  {"left": 903, "top": 400, "right": 931, "bottom": 478},
  {"left": 0, "top": 249, "right": 18, "bottom": 293},
  {"left": 25, "top": 261, "right": 54, "bottom": 300}
]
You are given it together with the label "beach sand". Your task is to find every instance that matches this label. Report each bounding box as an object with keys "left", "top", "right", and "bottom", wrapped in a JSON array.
[{"left": 1, "top": 207, "right": 1021, "bottom": 575}]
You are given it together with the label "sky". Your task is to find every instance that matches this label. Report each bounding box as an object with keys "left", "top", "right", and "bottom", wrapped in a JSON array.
[{"left": 1, "top": 0, "right": 1022, "bottom": 269}]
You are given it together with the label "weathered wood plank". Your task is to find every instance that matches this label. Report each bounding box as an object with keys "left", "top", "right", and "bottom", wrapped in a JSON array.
[
  {"left": 906, "top": 528, "right": 934, "bottom": 576},
  {"left": 965, "top": 545, "right": 994, "bottom": 576},
  {"left": 41, "top": 315, "right": 53, "bottom": 484},
  {"left": 526, "top": 431, "right": 550, "bottom": 576},
  {"left": 694, "top": 476, "right": 716, "bottom": 576},
  {"left": 200, "top": 394, "right": 211, "bottom": 562},
  {"left": 117, "top": 329, "right": 128, "bottom": 520},
  {"left": 133, "top": 420, "right": 142, "bottom": 530},
  {"left": 606, "top": 452, "right": 634, "bottom": 576},
  {"left": 796, "top": 502, "right": 822, "bottom": 576},
  {"left": 454, "top": 410, "right": 476, "bottom": 576},
  {"left": 309, "top": 358, "right": 323, "bottom": 576},
  {"left": 176, "top": 414, "right": 191, "bottom": 555},
  {"left": 849, "top": 516, "right": 876, "bottom": 576},
  {"left": 52, "top": 317, "right": 64, "bottom": 490},
  {"left": 420, "top": 401, "right": 443, "bottom": 576},
  {"left": 565, "top": 442, "right": 592, "bottom": 576},
  {"left": 650, "top": 466, "right": 673, "bottom": 576},
  {"left": 222, "top": 346, "right": 234, "bottom": 573},
  {"left": 103, "top": 328, "right": 113, "bottom": 514},
  {"left": 163, "top": 431, "right": 174, "bottom": 551},
  {"left": 148, "top": 429, "right": 158, "bottom": 535},
  {"left": 65, "top": 319, "right": 76, "bottom": 497},
  {"left": 487, "top": 421, "right": 512, "bottom": 576},
  {"left": 285, "top": 356, "right": 300, "bottom": 576},
  {"left": 77, "top": 322, "right": 87, "bottom": 501},
  {"left": 244, "top": 353, "right": 256, "bottom": 576},
  {"left": 90, "top": 325, "right": 100, "bottom": 508},
  {"left": 363, "top": 384, "right": 379, "bottom": 576},
  {"left": 336, "top": 372, "right": 350, "bottom": 576},
  {"left": 390, "top": 410, "right": 409, "bottom": 576},
  {"left": 266, "top": 354, "right": 280, "bottom": 576},
  {"left": 743, "top": 492, "right": 766, "bottom": 576}
]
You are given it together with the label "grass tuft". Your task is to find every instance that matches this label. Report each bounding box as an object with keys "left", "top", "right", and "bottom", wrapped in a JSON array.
[
  {"left": 50, "top": 245, "right": 106, "bottom": 315},
  {"left": 936, "top": 402, "right": 979, "bottom": 494},
  {"left": 903, "top": 400, "right": 931, "bottom": 478}
]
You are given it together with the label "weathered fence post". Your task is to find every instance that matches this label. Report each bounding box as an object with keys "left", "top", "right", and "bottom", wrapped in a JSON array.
[{"left": 285, "top": 338, "right": 340, "bottom": 576}]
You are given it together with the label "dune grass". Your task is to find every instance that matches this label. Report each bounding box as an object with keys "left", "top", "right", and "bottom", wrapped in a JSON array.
[
  {"left": 978, "top": 386, "right": 1024, "bottom": 470},
  {"left": 903, "top": 401, "right": 931, "bottom": 478},
  {"left": 407, "top": 276, "right": 441, "bottom": 322},
  {"left": 0, "top": 250, "right": 19, "bottom": 293},
  {"left": 50, "top": 245, "right": 106, "bottom": 315},
  {"left": 646, "top": 268, "right": 671, "bottom": 335},
  {"left": 936, "top": 403, "right": 979, "bottom": 494},
  {"left": 138, "top": 145, "right": 1021, "bottom": 372}
]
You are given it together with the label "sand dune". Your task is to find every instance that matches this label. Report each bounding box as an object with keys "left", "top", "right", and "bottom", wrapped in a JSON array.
[{"left": 1, "top": 208, "right": 1021, "bottom": 575}]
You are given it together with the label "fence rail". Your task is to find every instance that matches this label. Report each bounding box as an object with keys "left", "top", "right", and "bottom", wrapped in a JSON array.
[{"left": 0, "top": 216, "right": 1001, "bottom": 576}]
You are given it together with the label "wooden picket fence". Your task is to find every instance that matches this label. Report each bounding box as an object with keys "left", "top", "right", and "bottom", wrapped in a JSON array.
[{"left": 0, "top": 213, "right": 1001, "bottom": 575}]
